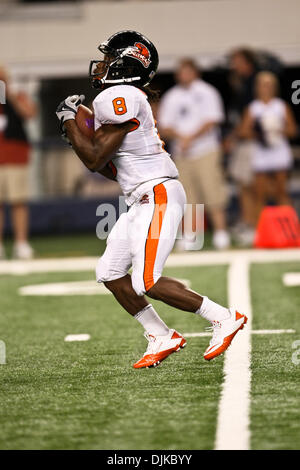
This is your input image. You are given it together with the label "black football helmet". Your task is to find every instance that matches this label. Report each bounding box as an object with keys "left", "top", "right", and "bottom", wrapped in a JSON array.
[{"left": 89, "top": 30, "right": 159, "bottom": 89}]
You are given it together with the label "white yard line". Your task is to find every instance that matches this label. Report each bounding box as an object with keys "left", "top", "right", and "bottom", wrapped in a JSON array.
[
  {"left": 19, "top": 280, "right": 111, "bottom": 296},
  {"left": 1, "top": 248, "right": 300, "bottom": 275},
  {"left": 0, "top": 257, "right": 97, "bottom": 275},
  {"left": 18, "top": 278, "right": 190, "bottom": 296},
  {"left": 64, "top": 334, "right": 90, "bottom": 342},
  {"left": 252, "top": 329, "right": 295, "bottom": 334},
  {"left": 183, "top": 329, "right": 295, "bottom": 338},
  {"left": 283, "top": 272, "right": 300, "bottom": 286},
  {"left": 184, "top": 332, "right": 212, "bottom": 338},
  {"left": 215, "top": 256, "right": 252, "bottom": 450}
]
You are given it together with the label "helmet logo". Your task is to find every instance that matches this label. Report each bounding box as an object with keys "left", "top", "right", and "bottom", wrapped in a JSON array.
[{"left": 127, "top": 42, "right": 151, "bottom": 68}]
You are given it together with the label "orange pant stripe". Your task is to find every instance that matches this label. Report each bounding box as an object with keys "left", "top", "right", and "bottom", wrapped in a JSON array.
[{"left": 143, "top": 183, "right": 168, "bottom": 291}]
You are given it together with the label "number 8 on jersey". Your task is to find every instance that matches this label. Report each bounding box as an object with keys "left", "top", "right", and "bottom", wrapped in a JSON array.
[{"left": 113, "top": 97, "right": 127, "bottom": 115}]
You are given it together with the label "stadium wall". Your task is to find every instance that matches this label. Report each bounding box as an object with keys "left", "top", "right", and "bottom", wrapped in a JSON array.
[{"left": 0, "top": 0, "right": 300, "bottom": 78}]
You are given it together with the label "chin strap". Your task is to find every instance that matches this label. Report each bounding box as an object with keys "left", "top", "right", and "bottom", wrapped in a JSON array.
[
  {"left": 92, "top": 75, "right": 141, "bottom": 89},
  {"left": 103, "top": 76, "right": 141, "bottom": 84}
]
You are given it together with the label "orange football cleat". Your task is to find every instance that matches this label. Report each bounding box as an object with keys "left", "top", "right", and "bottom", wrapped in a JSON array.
[
  {"left": 133, "top": 329, "right": 186, "bottom": 369},
  {"left": 204, "top": 309, "right": 248, "bottom": 361}
]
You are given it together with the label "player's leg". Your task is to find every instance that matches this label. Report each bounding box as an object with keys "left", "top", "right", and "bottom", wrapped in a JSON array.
[
  {"left": 146, "top": 275, "right": 247, "bottom": 360},
  {"left": 147, "top": 276, "right": 204, "bottom": 312},
  {"left": 104, "top": 273, "right": 184, "bottom": 368},
  {"left": 104, "top": 274, "right": 148, "bottom": 315},
  {"left": 146, "top": 270, "right": 235, "bottom": 326},
  {"left": 135, "top": 179, "right": 228, "bottom": 317},
  {"left": 130, "top": 179, "right": 247, "bottom": 362},
  {"left": 127, "top": 180, "right": 188, "bottom": 368},
  {"left": 104, "top": 273, "right": 170, "bottom": 336},
  {"left": 96, "top": 211, "right": 182, "bottom": 367}
]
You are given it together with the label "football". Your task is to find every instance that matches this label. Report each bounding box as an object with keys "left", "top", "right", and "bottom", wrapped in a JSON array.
[{"left": 75, "top": 104, "right": 95, "bottom": 139}]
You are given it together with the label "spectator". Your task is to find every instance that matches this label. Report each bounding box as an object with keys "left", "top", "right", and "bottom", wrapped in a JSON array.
[
  {"left": 228, "top": 48, "right": 258, "bottom": 119},
  {"left": 0, "top": 66, "right": 37, "bottom": 259},
  {"left": 225, "top": 48, "right": 258, "bottom": 245},
  {"left": 158, "top": 58, "right": 230, "bottom": 250},
  {"left": 238, "top": 71, "right": 297, "bottom": 220}
]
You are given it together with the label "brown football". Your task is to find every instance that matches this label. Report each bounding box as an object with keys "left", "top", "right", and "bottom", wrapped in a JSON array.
[{"left": 75, "top": 104, "right": 95, "bottom": 139}]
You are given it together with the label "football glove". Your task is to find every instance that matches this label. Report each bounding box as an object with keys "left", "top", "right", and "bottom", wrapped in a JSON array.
[
  {"left": 56, "top": 94, "right": 85, "bottom": 125},
  {"left": 56, "top": 94, "right": 85, "bottom": 145}
]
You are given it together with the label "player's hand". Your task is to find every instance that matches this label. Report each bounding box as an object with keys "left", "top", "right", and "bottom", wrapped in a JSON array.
[{"left": 56, "top": 94, "right": 85, "bottom": 125}]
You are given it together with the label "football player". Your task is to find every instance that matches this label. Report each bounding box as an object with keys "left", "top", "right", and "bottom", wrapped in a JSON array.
[{"left": 56, "top": 31, "right": 247, "bottom": 368}]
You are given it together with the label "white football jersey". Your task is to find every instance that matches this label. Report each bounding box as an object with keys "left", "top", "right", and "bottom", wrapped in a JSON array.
[{"left": 93, "top": 85, "right": 178, "bottom": 198}]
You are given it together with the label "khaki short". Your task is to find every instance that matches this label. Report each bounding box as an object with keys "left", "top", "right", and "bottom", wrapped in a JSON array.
[
  {"left": 0, "top": 164, "right": 30, "bottom": 204},
  {"left": 228, "top": 141, "right": 254, "bottom": 186},
  {"left": 176, "top": 150, "right": 228, "bottom": 211}
]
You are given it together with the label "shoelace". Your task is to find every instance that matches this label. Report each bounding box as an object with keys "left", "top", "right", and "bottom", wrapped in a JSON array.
[
  {"left": 205, "top": 321, "right": 222, "bottom": 345},
  {"left": 143, "top": 332, "right": 157, "bottom": 356}
]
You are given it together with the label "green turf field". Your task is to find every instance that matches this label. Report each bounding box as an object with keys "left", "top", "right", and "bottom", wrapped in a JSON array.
[
  {"left": 0, "top": 265, "right": 226, "bottom": 450},
  {"left": 0, "top": 237, "right": 299, "bottom": 450},
  {"left": 250, "top": 262, "right": 300, "bottom": 450}
]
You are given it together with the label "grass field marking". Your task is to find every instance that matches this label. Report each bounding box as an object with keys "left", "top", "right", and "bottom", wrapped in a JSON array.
[
  {"left": 282, "top": 272, "right": 300, "bottom": 287},
  {"left": 183, "top": 332, "right": 212, "bottom": 338},
  {"left": 0, "top": 340, "right": 6, "bottom": 364},
  {"left": 184, "top": 329, "right": 295, "bottom": 338},
  {"left": 19, "top": 281, "right": 111, "bottom": 296},
  {"left": 64, "top": 334, "right": 91, "bottom": 342},
  {"left": 252, "top": 329, "right": 296, "bottom": 334},
  {"left": 166, "top": 248, "right": 300, "bottom": 268},
  {"left": 18, "top": 279, "right": 190, "bottom": 296},
  {"left": 2, "top": 248, "right": 300, "bottom": 275},
  {"left": 0, "top": 257, "right": 97, "bottom": 275},
  {"left": 215, "top": 255, "right": 252, "bottom": 451}
]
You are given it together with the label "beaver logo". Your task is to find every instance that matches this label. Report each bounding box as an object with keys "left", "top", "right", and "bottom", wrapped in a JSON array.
[
  {"left": 127, "top": 42, "right": 151, "bottom": 68},
  {"left": 140, "top": 194, "right": 149, "bottom": 205}
]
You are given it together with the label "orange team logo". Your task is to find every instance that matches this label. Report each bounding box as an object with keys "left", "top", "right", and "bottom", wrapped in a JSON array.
[
  {"left": 140, "top": 194, "right": 149, "bottom": 205},
  {"left": 127, "top": 42, "right": 151, "bottom": 68}
]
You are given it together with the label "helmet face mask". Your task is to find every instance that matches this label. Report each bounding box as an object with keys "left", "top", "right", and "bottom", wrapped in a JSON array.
[{"left": 89, "top": 31, "right": 159, "bottom": 89}]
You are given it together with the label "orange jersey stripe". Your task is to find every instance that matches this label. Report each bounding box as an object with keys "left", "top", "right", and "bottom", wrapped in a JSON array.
[{"left": 143, "top": 183, "right": 168, "bottom": 291}]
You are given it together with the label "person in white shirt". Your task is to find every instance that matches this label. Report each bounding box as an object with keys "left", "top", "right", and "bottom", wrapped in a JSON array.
[
  {"left": 238, "top": 71, "right": 297, "bottom": 221},
  {"left": 158, "top": 59, "right": 230, "bottom": 250}
]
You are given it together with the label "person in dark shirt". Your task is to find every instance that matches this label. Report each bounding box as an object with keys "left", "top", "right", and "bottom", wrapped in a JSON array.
[
  {"left": 225, "top": 48, "right": 259, "bottom": 245},
  {"left": 0, "top": 66, "right": 37, "bottom": 259}
]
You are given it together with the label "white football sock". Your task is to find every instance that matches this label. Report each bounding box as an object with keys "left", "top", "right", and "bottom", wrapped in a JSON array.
[
  {"left": 195, "top": 296, "right": 230, "bottom": 322},
  {"left": 134, "top": 304, "right": 170, "bottom": 336}
]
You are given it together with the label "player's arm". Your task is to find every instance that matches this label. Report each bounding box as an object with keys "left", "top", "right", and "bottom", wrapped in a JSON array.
[
  {"left": 56, "top": 94, "right": 134, "bottom": 172},
  {"left": 63, "top": 120, "right": 133, "bottom": 172}
]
